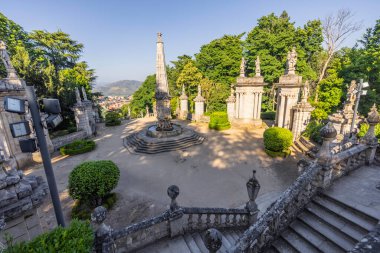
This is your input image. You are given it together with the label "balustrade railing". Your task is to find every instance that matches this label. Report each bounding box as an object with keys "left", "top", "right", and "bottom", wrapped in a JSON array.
[{"left": 94, "top": 171, "right": 260, "bottom": 253}]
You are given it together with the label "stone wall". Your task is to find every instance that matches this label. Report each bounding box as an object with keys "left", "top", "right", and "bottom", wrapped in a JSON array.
[{"left": 51, "top": 130, "right": 87, "bottom": 150}]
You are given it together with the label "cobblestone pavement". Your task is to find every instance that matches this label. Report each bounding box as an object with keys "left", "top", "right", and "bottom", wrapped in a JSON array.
[{"left": 26, "top": 118, "right": 301, "bottom": 231}]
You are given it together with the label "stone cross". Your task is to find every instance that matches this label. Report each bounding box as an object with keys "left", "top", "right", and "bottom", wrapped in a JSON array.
[
  {"left": 255, "top": 56, "right": 261, "bottom": 77},
  {"left": 286, "top": 47, "right": 297, "bottom": 75},
  {"left": 81, "top": 87, "right": 88, "bottom": 101},
  {"left": 75, "top": 87, "right": 82, "bottom": 105},
  {"left": 0, "top": 40, "right": 18, "bottom": 79},
  {"left": 239, "top": 57, "right": 246, "bottom": 77},
  {"left": 197, "top": 85, "right": 202, "bottom": 96}
]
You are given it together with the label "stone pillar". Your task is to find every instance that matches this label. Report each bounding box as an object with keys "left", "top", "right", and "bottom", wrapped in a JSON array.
[
  {"left": 179, "top": 85, "right": 189, "bottom": 120},
  {"left": 362, "top": 104, "right": 379, "bottom": 165},
  {"left": 194, "top": 85, "right": 205, "bottom": 121},
  {"left": 291, "top": 83, "right": 314, "bottom": 140},
  {"left": 226, "top": 86, "right": 236, "bottom": 121},
  {"left": 316, "top": 122, "right": 337, "bottom": 188},
  {"left": 274, "top": 48, "right": 302, "bottom": 129}
]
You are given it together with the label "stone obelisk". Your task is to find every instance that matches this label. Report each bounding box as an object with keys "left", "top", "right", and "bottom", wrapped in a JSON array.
[{"left": 155, "top": 33, "right": 173, "bottom": 131}]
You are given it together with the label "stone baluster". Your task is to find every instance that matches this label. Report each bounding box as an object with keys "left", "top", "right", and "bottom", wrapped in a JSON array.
[
  {"left": 92, "top": 206, "right": 115, "bottom": 253},
  {"left": 363, "top": 104, "right": 379, "bottom": 164},
  {"left": 316, "top": 122, "right": 337, "bottom": 188},
  {"left": 204, "top": 228, "right": 223, "bottom": 253},
  {"left": 246, "top": 170, "right": 260, "bottom": 224}
]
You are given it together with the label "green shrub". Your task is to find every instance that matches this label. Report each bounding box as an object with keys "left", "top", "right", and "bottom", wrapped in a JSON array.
[
  {"left": 263, "top": 127, "right": 293, "bottom": 156},
  {"left": 261, "top": 111, "right": 276, "bottom": 120},
  {"left": 105, "top": 111, "right": 121, "bottom": 126},
  {"left": 265, "top": 148, "right": 292, "bottom": 158},
  {"left": 209, "top": 111, "right": 231, "bottom": 131},
  {"left": 69, "top": 160, "right": 120, "bottom": 206},
  {"left": 302, "top": 121, "right": 324, "bottom": 144},
  {"left": 60, "top": 139, "right": 96, "bottom": 156},
  {"left": 71, "top": 193, "right": 117, "bottom": 220},
  {"left": 4, "top": 219, "right": 93, "bottom": 253},
  {"left": 357, "top": 123, "right": 380, "bottom": 142}
]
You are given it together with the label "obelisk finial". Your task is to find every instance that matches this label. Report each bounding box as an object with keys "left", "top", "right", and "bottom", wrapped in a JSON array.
[{"left": 157, "top": 32, "right": 163, "bottom": 43}]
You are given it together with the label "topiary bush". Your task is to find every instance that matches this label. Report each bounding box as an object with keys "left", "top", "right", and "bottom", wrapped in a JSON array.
[
  {"left": 263, "top": 127, "right": 293, "bottom": 157},
  {"left": 4, "top": 219, "right": 93, "bottom": 253},
  {"left": 60, "top": 139, "right": 96, "bottom": 156},
  {"left": 69, "top": 160, "right": 120, "bottom": 206},
  {"left": 261, "top": 111, "right": 276, "bottom": 120},
  {"left": 302, "top": 121, "right": 324, "bottom": 144},
  {"left": 209, "top": 111, "right": 231, "bottom": 131},
  {"left": 105, "top": 111, "right": 121, "bottom": 126}
]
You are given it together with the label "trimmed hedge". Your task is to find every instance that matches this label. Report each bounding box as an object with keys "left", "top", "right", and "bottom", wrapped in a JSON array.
[
  {"left": 60, "top": 139, "right": 96, "bottom": 156},
  {"left": 105, "top": 111, "right": 121, "bottom": 126},
  {"left": 263, "top": 127, "right": 293, "bottom": 157},
  {"left": 209, "top": 112, "right": 231, "bottom": 131},
  {"left": 4, "top": 219, "right": 93, "bottom": 253},
  {"left": 69, "top": 160, "right": 120, "bottom": 206},
  {"left": 261, "top": 111, "right": 276, "bottom": 120}
]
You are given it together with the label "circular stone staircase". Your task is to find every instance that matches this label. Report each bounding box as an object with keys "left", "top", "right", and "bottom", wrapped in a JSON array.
[{"left": 123, "top": 126, "right": 205, "bottom": 154}]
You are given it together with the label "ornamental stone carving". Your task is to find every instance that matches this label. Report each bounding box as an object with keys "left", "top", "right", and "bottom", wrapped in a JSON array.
[
  {"left": 204, "top": 228, "right": 223, "bottom": 253},
  {"left": 167, "top": 185, "right": 179, "bottom": 211}
]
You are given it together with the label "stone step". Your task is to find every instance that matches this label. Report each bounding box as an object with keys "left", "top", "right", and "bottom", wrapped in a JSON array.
[
  {"left": 294, "top": 139, "right": 316, "bottom": 159},
  {"left": 312, "top": 195, "right": 376, "bottom": 232},
  {"left": 306, "top": 201, "right": 368, "bottom": 241},
  {"left": 130, "top": 140, "right": 204, "bottom": 154},
  {"left": 183, "top": 233, "right": 202, "bottom": 253},
  {"left": 298, "top": 210, "right": 356, "bottom": 251},
  {"left": 191, "top": 233, "right": 208, "bottom": 253},
  {"left": 271, "top": 236, "right": 299, "bottom": 253},
  {"left": 280, "top": 229, "right": 320, "bottom": 253},
  {"left": 290, "top": 219, "right": 344, "bottom": 253},
  {"left": 299, "top": 136, "right": 318, "bottom": 152},
  {"left": 167, "top": 236, "right": 192, "bottom": 253}
]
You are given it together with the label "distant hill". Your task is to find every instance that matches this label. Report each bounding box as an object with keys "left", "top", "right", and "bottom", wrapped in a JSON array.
[{"left": 94, "top": 80, "right": 142, "bottom": 97}]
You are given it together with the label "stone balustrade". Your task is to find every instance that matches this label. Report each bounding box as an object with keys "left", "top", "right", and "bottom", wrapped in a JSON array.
[{"left": 93, "top": 172, "right": 260, "bottom": 252}]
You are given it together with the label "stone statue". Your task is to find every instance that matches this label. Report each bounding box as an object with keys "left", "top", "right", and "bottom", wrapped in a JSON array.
[
  {"left": 301, "top": 81, "right": 309, "bottom": 102},
  {"left": 255, "top": 56, "right": 261, "bottom": 77},
  {"left": 197, "top": 84, "right": 202, "bottom": 96},
  {"left": 75, "top": 87, "right": 82, "bottom": 105},
  {"left": 286, "top": 47, "right": 297, "bottom": 75},
  {"left": 239, "top": 57, "right": 246, "bottom": 77},
  {"left": 81, "top": 86, "right": 88, "bottom": 101},
  {"left": 0, "top": 40, "right": 18, "bottom": 78}
]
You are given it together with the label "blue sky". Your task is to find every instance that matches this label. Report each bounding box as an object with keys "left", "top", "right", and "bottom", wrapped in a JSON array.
[{"left": 1, "top": 0, "right": 379, "bottom": 84}]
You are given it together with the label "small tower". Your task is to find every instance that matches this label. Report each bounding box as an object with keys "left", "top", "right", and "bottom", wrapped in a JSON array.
[
  {"left": 179, "top": 84, "right": 189, "bottom": 120},
  {"left": 194, "top": 85, "right": 205, "bottom": 121}
]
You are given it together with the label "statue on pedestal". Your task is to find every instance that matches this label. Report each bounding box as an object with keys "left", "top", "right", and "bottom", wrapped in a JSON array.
[
  {"left": 286, "top": 47, "right": 297, "bottom": 75},
  {"left": 239, "top": 57, "right": 246, "bottom": 77},
  {"left": 255, "top": 56, "right": 261, "bottom": 77}
]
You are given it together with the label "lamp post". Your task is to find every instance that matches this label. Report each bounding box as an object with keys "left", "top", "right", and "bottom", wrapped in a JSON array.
[
  {"left": 350, "top": 79, "right": 369, "bottom": 135},
  {"left": 25, "top": 85, "right": 66, "bottom": 227}
]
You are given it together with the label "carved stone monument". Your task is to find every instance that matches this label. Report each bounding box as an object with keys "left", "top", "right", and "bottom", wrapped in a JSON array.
[
  {"left": 275, "top": 48, "right": 303, "bottom": 129},
  {"left": 193, "top": 85, "right": 205, "bottom": 121},
  {"left": 179, "top": 85, "right": 189, "bottom": 120},
  {"left": 291, "top": 81, "right": 314, "bottom": 140},
  {"left": 228, "top": 56, "right": 266, "bottom": 126},
  {"left": 73, "top": 87, "right": 96, "bottom": 136}
]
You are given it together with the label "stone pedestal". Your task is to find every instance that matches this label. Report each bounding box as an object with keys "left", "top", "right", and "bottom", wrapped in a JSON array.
[
  {"left": 179, "top": 86, "right": 188, "bottom": 120},
  {"left": 194, "top": 85, "right": 205, "bottom": 122},
  {"left": 292, "top": 102, "right": 314, "bottom": 140},
  {"left": 226, "top": 89, "right": 236, "bottom": 121},
  {"left": 275, "top": 74, "right": 302, "bottom": 129}
]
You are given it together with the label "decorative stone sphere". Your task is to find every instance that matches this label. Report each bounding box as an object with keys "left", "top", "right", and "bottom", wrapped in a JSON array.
[
  {"left": 167, "top": 185, "right": 179, "bottom": 200},
  {"left": 91, "top": 206, "right": 107, "bottom": 224},
  {"left": 320, "top": 122, "right": 337, "bottom": 139},
  {"left": 204, "top": 228, "right": 223, "bottom": 252},
  {"left": 367, "top": 104, "right": 380, "bottom": 124}
]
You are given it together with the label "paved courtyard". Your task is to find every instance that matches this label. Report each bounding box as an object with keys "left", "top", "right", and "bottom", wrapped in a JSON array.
[{"left": 27, "top": 118, "right": 301, "bottom": 230}]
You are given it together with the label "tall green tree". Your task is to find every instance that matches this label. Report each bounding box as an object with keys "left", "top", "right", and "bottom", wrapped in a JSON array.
[{"left": 129, "top": 74, "right": 156, "bottom": 117}]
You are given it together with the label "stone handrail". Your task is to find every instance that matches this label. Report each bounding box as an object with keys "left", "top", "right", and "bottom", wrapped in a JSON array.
[
  {"left": 94, "top": 172, "right": 260, "bottom": 253},
  {"left": 230, "top": 121, "right": 377, "bottom": 253}
]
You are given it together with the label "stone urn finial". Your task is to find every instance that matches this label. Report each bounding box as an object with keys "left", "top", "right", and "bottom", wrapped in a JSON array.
[
  {"left": 91, "top": 206, "right": 107, "bottom": 224},
  {"left": 204, "top": 228, "right": 223, "bottom": 253},
  {"left": 367, "top": 104, "right": 380, "bottom": 124},
  {"left": 246, "top": 170, "right": 260, "bottom": 213},
  {"left": 167, "top": 185, "right": 179, "bottom": 211},
  {"left": 320, "top": 122, "right": 337, "bottom": 140},
  {"left": 317, "top": 122, "right": 337, "bottom": 164}
]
